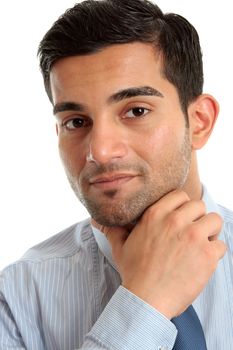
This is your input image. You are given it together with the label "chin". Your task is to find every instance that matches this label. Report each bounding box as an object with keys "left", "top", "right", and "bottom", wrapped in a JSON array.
[{"left": 90, "top": 207, "right": 140, "bottom": 227}]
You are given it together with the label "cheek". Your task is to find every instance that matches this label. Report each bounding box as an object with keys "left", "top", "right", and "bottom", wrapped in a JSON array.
[
  {"left": 142, "top": 126, "right": 175, "bottom": 152},
  {"left": 58, "top": 136, "right": 86, "bottom": 175},
  {"left": 138, "top": 126, "right": 185, "bottom": 165}
]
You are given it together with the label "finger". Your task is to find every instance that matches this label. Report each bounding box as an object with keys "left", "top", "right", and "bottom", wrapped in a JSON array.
[
  {"left": 173, "top": 200, "right": 206, "bottom": 226},
  {"left": 210, "top": 239, "right": 227, "bottom": 259},
  {"left": 144, "top": 189, "right": 191, "bottom": 221},
  {"left": 189, "top": 212, "right": 223, "bottom": 240}
]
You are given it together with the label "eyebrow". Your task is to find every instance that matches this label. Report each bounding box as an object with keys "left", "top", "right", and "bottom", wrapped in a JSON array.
[
  {"left": 53, "top": 85, "right": 163, "bottom": 115},
  {"left": 108, "top": 86, "right": 164, "bottom": 103},
  {"left": 53, "top": 102, "right": 86, "bottom": 115}
]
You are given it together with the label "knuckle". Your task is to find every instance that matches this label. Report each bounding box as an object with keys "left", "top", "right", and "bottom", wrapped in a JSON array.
[
  {"left": 215, "top": 214, "right": 224, "bottom": 228},
  {"left": 186, "top": 225, "right": 200, "bottom": 242},
  {"left": 208, "top": 254, "right": 219, "bottom": 272},
  {"left": 174, "top": 189, "right": 190, "bottom": 202},
  {"left": 215, "top": 240, "right": 227, "bottom": 257},
  {"left": 199, "top": 246, "right": 217, "bottom": 272},
  {"left": 168, "top": 211, "right": 183, "bottom": 230},
  {"left": 203, "top": 241, "right": 226, "bottom": 268},
  {"left": 198, "top": 199, "right": 206, "bottom": 213},
  {"left": 203, "top": 245, "right": 214, "bottom": 259},
  {"left": 143, "top": 204, "right": 162, "bottom": 221},
  {"left": 208, "top": 212, "right": 223, "bottom": 227}
]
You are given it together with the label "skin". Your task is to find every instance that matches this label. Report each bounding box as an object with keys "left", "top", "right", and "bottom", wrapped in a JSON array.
[
  {"left": 51, "top": 43, "right": 194, "bottom": 226},
  {"left": 50, "top": 42, "right": 226, "bottom": 319}
]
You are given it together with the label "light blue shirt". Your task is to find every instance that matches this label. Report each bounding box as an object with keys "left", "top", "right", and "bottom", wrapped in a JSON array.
[{"left": 0, "top": 187, "right": 233, "bottom": 349}]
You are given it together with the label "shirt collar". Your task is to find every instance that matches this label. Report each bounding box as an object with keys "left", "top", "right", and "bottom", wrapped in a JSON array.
[
  {"left": 92, "top": 223, "right": 118, "bottom": 271},
  {"left": 202, "top": 185, "right": 221, "bottom": 216},
  {"left": 92, "top": 185, "right": 222, "bottom": 271}
]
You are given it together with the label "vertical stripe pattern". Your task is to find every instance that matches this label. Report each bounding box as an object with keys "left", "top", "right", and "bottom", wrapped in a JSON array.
[{"left": 0, "top": 187, "right": 233, "bottom": 349}]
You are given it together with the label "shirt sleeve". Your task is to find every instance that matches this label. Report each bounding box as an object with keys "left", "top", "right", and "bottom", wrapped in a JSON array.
[
  {"left": 0, "top": 292, "right": 26, "bottom": 349},
  {"left": 81, "top": 286, "right": 177, "bottom": 350},
  {"left": 0, "top": 281, "right": 177, "bottom": 350}
]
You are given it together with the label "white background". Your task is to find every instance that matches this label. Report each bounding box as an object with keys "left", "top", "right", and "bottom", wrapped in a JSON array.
[{"left": 0, "top": 1, "right": 232, "bottom": 270}]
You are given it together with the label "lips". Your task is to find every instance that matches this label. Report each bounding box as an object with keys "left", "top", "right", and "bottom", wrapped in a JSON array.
[
  {"left": 89, "top": 173, "right": 136, "bottom": 184},
  {"left": 89, "top": 173, "right": 138, "bottom": 190}
]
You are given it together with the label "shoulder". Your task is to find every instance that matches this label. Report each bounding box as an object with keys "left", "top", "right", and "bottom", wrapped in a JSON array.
[
  {"left": 0, "top": 219, "right": 96, "bottom": 303},
  {"left": 1, "top": 218, "right": 93, "bottom": 273},
  {"left": 202, "top": 186, "right": 233, "bottom": 232}
]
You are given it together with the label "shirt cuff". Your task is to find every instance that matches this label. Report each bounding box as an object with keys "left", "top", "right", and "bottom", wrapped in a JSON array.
[{"left": 85, "top": 285, "right": 177, "bottom": 350}]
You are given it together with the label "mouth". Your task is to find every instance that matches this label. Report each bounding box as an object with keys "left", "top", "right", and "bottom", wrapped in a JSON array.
[{"left": 89, "top": 173, "right": 138, "bottom": 190}]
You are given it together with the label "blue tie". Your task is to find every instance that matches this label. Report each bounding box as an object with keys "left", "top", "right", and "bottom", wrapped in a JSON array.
[{"left": 172, "top": 305, "right": 207, "bottom": 349}]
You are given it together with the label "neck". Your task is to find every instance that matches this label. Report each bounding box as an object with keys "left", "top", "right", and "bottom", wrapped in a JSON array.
[{"left": 182, "top": 152, "right": 202, "bottom": 200}]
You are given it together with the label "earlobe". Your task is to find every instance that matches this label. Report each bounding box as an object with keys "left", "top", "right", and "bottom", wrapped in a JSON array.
[{"left": 188, "top": 94, "right": 219, "bottom": 150}]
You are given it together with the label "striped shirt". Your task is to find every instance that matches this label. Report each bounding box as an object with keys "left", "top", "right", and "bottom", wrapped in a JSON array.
[{"left": 0, "top": 187, "right": 233, "bottom": 349}]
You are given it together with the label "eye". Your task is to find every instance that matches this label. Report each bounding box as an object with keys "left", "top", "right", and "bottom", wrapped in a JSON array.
[
  {"left": 63, "top": 117, "right": 91, "bottom": 130},
  {"left": 125, "top": 107, "right": 150, "bottom": 118}
]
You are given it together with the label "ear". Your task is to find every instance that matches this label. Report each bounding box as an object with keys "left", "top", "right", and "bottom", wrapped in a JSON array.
[{"left": 188, "top": 94, "right": 219, "bottom": 150}]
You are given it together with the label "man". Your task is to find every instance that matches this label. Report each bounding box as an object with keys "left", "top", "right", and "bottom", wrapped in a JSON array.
[{"left": 0, "top": 0, "right": 232, "bottom": 349}]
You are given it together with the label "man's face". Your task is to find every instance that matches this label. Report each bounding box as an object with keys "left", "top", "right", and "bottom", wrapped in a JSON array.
[{"left": 50, "top": 42, "right": 192, "bottom": 227}]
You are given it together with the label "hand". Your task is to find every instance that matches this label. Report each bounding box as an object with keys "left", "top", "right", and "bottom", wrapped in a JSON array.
[{"left": 92, "top": 190, "right": 226, "bottom": 319}]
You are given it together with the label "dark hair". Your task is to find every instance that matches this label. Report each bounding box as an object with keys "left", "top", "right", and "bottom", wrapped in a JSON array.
[{"left": 38, "top": 0, "right": 203, "bottom": 116}]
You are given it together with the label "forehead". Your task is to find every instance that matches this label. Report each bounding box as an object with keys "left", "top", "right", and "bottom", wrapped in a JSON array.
[
  {"left": 52, "top": 42, "right": 160, "bottom": 71},
  {"left": 51, "top": 42, "right": 157, "bottom": 77},
  {"left": 50, "top": 42, "right": 175, "bottom": 104}
]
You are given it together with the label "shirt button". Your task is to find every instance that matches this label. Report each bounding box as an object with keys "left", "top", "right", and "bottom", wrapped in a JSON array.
[{"left": 158, "top": 347, "right": 169, "bottom": 350}]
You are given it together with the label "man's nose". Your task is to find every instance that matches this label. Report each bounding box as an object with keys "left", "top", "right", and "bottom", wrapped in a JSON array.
[{"left": 86, "top": 119, "right": 128, "bottom": 165}]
